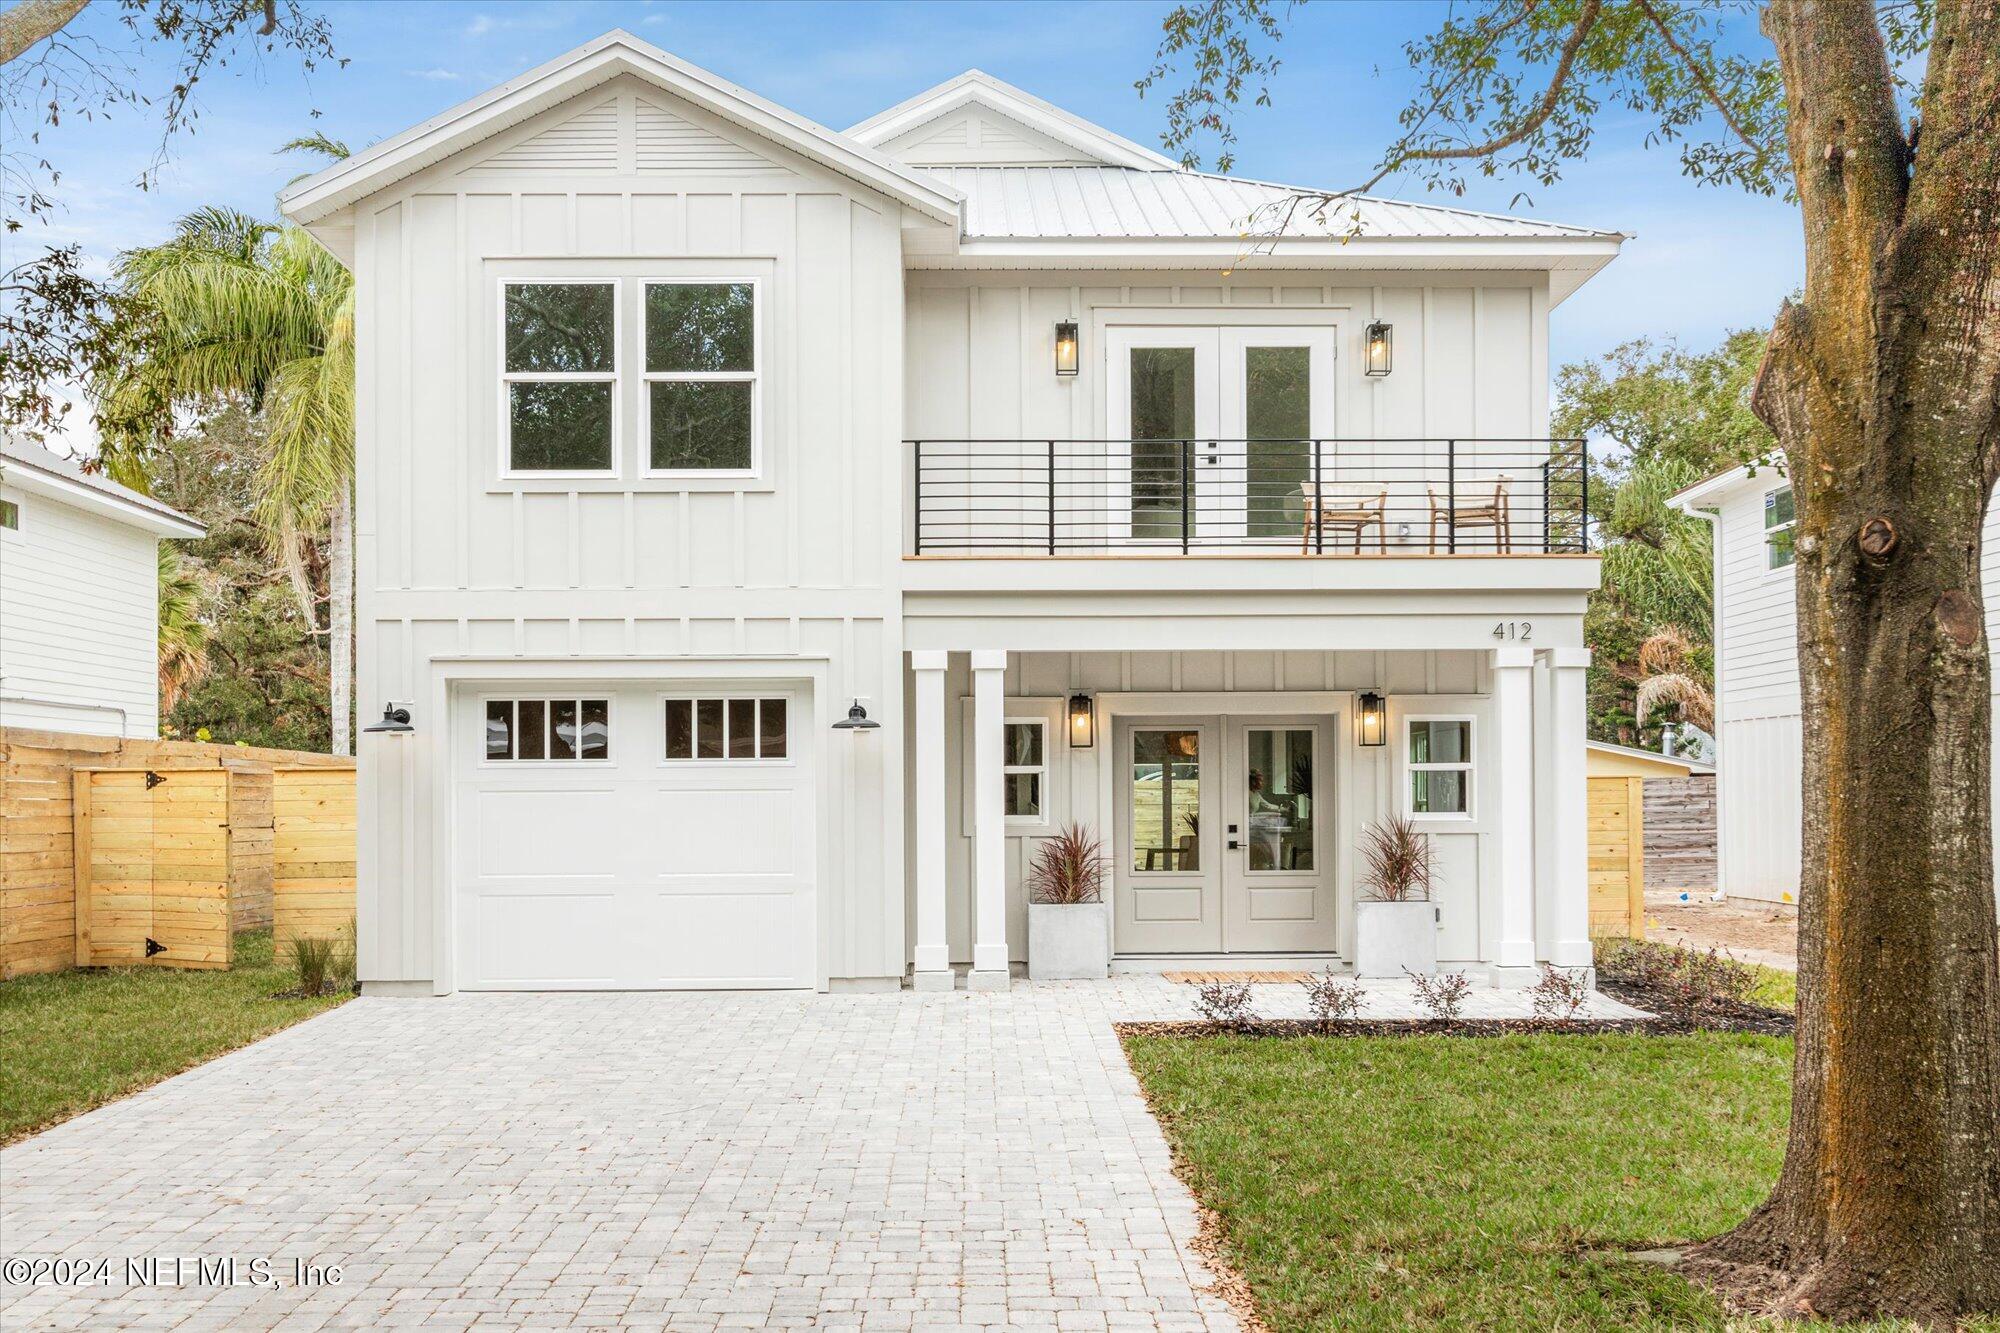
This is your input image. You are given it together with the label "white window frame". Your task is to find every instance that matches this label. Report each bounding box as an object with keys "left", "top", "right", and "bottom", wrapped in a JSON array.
[
  {"left": 1403, "top": 713, "right": 1475, "bottom": 822},
  {"left": 1002, "top": 717, "right": 1050, "bottom": 827},
  {"left": 0, "top": 496, "right": 19, "bottom": 534},
  {"left": 640, "top": 277, "right": 763, "bottom": 481},
  {"left": 498, "top": 278, "right": 621, "bottom": 482},
  {"left": 1763, "top": 483, "right": 1796, "bottom": 575},
  {"left": 479, "top": 695, "right": 615, "bottom": 766},
  {"left": 657, "top": 692, "right": 796, "bottom": 766}
]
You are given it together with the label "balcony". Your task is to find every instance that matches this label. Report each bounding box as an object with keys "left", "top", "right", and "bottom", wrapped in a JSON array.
[{"left": 908, "top": 438, "right": 1589, "bottom": 556}]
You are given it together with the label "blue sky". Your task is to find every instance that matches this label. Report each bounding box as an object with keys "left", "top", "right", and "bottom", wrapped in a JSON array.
[{"left": 17, "top": 0, "right": 1801, "bottom": 391}]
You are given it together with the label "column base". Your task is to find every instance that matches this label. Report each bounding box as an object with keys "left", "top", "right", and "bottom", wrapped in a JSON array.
[
  {"left": 1486, "top": 964, "right": 1539, "bottom": 990},
  {"left": 967, "top": 968, "right": 1012, "bottom": 992},
  {"left": 1548, "top": 942, "right": 1596, "bottom": 970},
  {"left": 911, "top": 969, "right": 957, "bottom": 993}
]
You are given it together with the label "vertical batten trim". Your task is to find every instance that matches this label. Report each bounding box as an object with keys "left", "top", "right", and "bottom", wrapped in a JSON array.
[
  {"left": 783, "top": 191, "right": 801, "bottom": 589},
  {"left": 455, "top": 192, "right": 471, "bottom": 591},
  {"left": 400, "top": 205, "right": 414, "bottom": 591}
]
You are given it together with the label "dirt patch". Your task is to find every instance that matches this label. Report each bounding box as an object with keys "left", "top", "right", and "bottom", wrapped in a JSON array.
[{"left": 1644, "top": 891, "right": 1798, "bottom": 971}]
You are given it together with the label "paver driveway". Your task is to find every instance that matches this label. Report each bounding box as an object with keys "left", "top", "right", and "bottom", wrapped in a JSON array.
[{"left": 1, "top": 982, "right": 1242, "bottom": 1332}]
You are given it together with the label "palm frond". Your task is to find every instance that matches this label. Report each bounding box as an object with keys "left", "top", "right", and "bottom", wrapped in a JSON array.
[{"left": 157, "top": 544, "right": 214, "bottom": 714}]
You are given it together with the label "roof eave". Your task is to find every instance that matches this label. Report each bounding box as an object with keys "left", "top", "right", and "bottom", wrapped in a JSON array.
[
  {"left": 279, "top": 32, "right": 961, "bottom": 230},
  {"left": 0, "top": 460, "right": 205, "bottom": 538}
]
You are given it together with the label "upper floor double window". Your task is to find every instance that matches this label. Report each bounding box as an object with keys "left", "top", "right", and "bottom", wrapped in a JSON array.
[{"left": 501, "top": 278, "right": 760, "bottom": 480}]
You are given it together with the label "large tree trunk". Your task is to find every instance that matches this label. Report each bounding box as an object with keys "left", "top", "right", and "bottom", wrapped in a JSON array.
[
  {"left": 329, "top": 476, "right": 352, "bottom": 757},
  {"left": 1691, "top": 0, "right": 2000, "bottom": 1323}
]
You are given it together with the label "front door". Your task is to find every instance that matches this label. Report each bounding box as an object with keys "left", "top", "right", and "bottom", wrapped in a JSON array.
[
  {"left": 1106, "top": 326, "right": 1336, "bottom": 545},
  {"left": 1113, "top": 715, "right": 1338, "bottom": 954}
]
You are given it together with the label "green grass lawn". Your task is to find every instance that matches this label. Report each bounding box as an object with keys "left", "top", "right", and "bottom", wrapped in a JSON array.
[
  {"left": 1125, "top": 1031, "right": 1796, "bottom": 1331},
  {"left": 1745, "top": 963, "right": 1797, "bottom": 1011},
  {"left": 0, "top": 930, "right": 347, "bottom": 1144}
]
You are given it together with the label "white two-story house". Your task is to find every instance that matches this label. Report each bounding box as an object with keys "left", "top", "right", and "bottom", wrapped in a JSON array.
[{"left": 278, "top": 32, "right": 1621, "bottom": 995}]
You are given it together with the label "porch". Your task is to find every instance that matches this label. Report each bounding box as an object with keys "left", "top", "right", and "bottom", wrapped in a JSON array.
[{"left": 902, "top": 645, "right": 1595, "bottom": 991}]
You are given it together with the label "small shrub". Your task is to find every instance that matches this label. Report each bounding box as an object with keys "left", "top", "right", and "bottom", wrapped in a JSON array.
[
  {"left": 1028, "top": 823, "right": 1107, "bottom": 905},
  {"left": 1594, "top": 937, "right": 1756, "bottom": 1025},
  {"left": 291, "top": 935, "right": 339, "bottom": 996},
  {"left": 1193, "top": 980, "right": 1256, "bottom": 1030},
  {"left": 1299, "top": 968, "right": 1365, "bottom": 1029},
  {"left": 1527, "top": 964, "right": 1591, "bottom": 1021},
  {"left": 1358, "top": 815, "right": 1434, "bottom": 902},
  {"left": 1408, "top": 969, "right": 1471, "bottom": 1022}
]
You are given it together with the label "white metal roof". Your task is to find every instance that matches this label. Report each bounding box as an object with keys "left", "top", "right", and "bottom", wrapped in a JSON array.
[
  {"left": 923, "top": 166, "right": 1619, "bottom": 242},
  {"left": 0, "top": 435, "right": 204, "bottom": 538},
  {"left": 847, "top": 70, "right": 1177, "bottom": 172}
]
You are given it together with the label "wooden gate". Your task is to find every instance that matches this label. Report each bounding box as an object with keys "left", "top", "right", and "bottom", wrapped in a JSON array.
[
  {"left": 272, "top": 767, "right": 357, "bottom": 952},
  {"left": 1586, "top": 774, "right": 1646, "bottom": 940},
  {"left": 72, "top": 768, "right": 233, "bottom": 969}
]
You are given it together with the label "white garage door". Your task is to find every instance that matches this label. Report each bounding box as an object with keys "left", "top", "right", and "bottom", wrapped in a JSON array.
[{"left": 453, "top": 683, "right": 815, "bottom": 989}]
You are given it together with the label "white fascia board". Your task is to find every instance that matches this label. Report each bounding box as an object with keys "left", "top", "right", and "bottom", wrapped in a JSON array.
[
  {"left": 279, "top": 31, "right": 962, "bottom": 229},
  {"left": 1, "top": 465, "right": 205, "bottom": 538},
  {"left": 848, "top": 70, "right": 1177, "bottom": 171},
  {"left": 900, "top": 554, "right": 1602, "bottom": 596},
  {"left": 1671, "top": 454, "right": 1787, "bottom": 511}
]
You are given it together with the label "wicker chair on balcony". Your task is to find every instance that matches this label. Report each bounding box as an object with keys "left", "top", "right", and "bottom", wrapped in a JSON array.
[
  {"left": 1427, "top": 475, "right": 1513, "bottom": 552},
  {"left": 1297, "top": 482, "right": 1389, "bottom": 553}
]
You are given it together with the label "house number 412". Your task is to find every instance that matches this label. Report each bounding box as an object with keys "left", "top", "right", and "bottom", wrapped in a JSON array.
[{"left": 1492, "top": 621, "right": 1533, "bottom": 641}]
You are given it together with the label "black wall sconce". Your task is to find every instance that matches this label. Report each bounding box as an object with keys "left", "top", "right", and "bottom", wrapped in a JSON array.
[
  {"left": 1054, "top": 320, "right": 1080, "bottom": 378},
  {"left": 1356, "top": 691, "right": 1386, "bottom": 747},
  {"left": 1067, "top": 692, "right": 1095, "bottom": 748},
  {"left": 363, "top": 704, "right": 414, "bottom": 735},
  {"left": 1364, "top": 321, "right": 1393, "bottom": 377},
  {"left": 832, "top": 699, "right": 880, "bottom": 731}
]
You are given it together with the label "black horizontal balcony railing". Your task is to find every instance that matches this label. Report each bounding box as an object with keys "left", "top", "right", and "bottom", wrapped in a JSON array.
[{"left": 907, "top": 438, "right": 1589, "bottom": 556}]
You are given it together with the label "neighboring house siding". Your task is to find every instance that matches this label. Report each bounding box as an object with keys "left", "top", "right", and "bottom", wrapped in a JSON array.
[
  {"left": 0, "top": 483, "right": 160, "bottom": 738},
  {"left": 349, "top": 76, "right": 907, "bottom": 985},
  {"left": 1716, "top": 479, "right": 1801, "bottom": 722}
]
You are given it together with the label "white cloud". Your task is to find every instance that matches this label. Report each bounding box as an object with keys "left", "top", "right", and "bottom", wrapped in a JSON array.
[{"left": 405, "top": 67, "right": 461, "bottom": 81}]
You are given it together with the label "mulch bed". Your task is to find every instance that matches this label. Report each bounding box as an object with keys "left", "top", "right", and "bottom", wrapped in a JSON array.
[
  {"left": 1596, "top": 978, "right": 1796, "bottom": 1036},
  {"left": 1117, "top": 1000, "right": 1795, "bottom": 1041}
]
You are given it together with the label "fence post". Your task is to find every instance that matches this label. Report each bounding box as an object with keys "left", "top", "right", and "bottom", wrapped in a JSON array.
[
  {"left": 1312, "top": 438, "right": 1324, "bottom": 554},
  {"left": 1180, "top": 439, "right": 1192, "bottom": 554},
  {"left": 911, "top": 440, "right": 923, "bottom": 555},
  {"left": 1447, "top": 439, "right": 1458, "bottom": 554},
  {"left": 1047, "top": 439, "right": 1057, "bottom": 556}
]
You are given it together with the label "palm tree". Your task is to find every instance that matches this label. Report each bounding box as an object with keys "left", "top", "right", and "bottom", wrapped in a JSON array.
[
  {"left": 105, "top": 144, "right": 357, "bottom": 753},
  {"left": 157, "top": 543, "right": 213, "bottom": 715}
]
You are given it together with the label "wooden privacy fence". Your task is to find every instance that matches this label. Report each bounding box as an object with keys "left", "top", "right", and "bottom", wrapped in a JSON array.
[
  {"left": 1587, "top": 774, "right": 1647, "bottom": 940},
  {"left": 272, "top": 766, "right": 357, "bottom": 953},
  {"left": 0, "top": 727, "right": 352, "bottom": 978}
]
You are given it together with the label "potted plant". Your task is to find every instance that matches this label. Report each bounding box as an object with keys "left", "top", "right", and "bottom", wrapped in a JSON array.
[
  {"left": 1027, "top": 823, "right": 1111, "bottom": 981},
  {"left": 1353, "top": 815, "right": 1437, "bottom": 978}
]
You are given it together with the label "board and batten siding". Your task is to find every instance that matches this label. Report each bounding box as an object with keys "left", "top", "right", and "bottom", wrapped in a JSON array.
[
  {"left": 347, "top": 75, "right": 908, "bottom": 987},
  {"left": 0, "top": 482, "right": 161, "bottom": 739}
]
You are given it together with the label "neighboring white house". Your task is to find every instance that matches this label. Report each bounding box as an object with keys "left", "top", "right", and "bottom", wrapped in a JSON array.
[
  {"left": 277, "top": 31, "right": 1623, "bottom": 995},
  {"left": 0, "top": 436, "right": 204, "bottom": 739}
]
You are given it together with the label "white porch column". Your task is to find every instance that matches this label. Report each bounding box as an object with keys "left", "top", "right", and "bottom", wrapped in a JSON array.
[
  {"left": 910, "top": 651, "right": 953, "bottom": 991},
  {"left": 1491, "top": 646, "right": 1537, "bottom": 982},
  {"left": 969, "top": 650, "right": 1011, "bottom": 990},
  {"left": 1546, "top": 647, "right": 1595, "bottom": 967}
]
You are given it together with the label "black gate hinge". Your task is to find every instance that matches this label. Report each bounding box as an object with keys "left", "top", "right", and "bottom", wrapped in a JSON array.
[
  {"left": 144, "top": 770, "right": 166, "bottom": 789},
  {"left": 144, "top": 938, "right": 165, "bottom": 957}
]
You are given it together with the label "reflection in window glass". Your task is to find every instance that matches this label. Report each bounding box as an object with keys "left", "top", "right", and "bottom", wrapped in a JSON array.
[
  {"left": 1765, "top": 486, "right": 1797, "bottom": 570},
  {"left": 646, "top": 283, "right": 754, "bottom": 373},
  {"left": 696, "top": 699, "right": 725, "bottom": 759},
  {"left": 1005, "top": 773, "right": 1042, "bottom": 819},
  {"left": 728, "top": 698, "right": 757, "bottom": 759},
  {"left": 1002, "top": 720, "right": 1046, "bottom": 819},
  {"left": 649, "top": 381, "right": 752, "bottom": 471},
  {"left": 505, "top": 284, "right": 614, "bottom": 373},
  {"left": 1409, "top": 720, "right": 1470, "bottom": 764},
  {"left": 580, "top": 699, "right": 609, "bottom": 760},
  {"left": 1245, "top": 346, "right": 1311, "bottom": 538},
  {"left": 1132, "top": 729, "right": 1200, "bottom": 872},
  {"left": 550, "top": 700, "right": 579, "bottom": 760},
  {"left": 485, "top": 701, "right": 512, "bottom": 760},
  {"left": 1412, "top": 769, "right": 1467, "bottom": 815},
  {"left": 759, "top": 698, "right": 787, "bottom": 759},
  {"left": 1245, "top": 727, "right": 1313, "bottom": 870},
  {"left": 1408, "top": 719, "right": 1472, "bottom": 815},
  {"left": 507, "top": 382, "right": 614, "bottom": 472},
  {"left": 1130, "top": 347, "right": 1196, "bottom": 539},
  {"left": 518, "top": 700, "right": 547, "bottom": 761},
  {"left": 665, "top": 699, "right": 694, "bottom": 759}
]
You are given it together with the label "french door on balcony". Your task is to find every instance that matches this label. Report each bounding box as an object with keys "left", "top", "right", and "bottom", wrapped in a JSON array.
[{"left": 1106, "top": 326, "right": 1336, "bottom": 545}]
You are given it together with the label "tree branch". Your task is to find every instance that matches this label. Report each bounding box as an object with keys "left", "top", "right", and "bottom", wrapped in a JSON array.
[
  {"left": 0, "top": 0, "right": 88, "bottom": 66},
  {"left": 1632, "top": 0, "right": 1777, "bottom": 161}
]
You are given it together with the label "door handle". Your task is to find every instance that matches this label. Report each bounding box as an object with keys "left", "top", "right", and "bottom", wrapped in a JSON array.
[{"left": 1227, "top": 839, "right": 1241, "bottom": 850}]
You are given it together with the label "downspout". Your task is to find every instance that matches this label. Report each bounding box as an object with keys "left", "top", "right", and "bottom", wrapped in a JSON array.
[{"left": 1669, "top": 494, "right": 1725, "bottom": 901}]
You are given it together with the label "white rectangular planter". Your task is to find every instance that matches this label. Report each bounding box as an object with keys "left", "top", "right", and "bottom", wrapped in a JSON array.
[
  {"left": 1028, "top": 901, "right": 1111, "bottom": 981},
  {"left": 1354, "top": 899, "right": 1438, "bottom": 978}
]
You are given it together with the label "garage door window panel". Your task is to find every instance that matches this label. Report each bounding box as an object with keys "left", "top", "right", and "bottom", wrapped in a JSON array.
[
  {"left": 664, "top": 696, "right": 791, "bottom": 762},
  {"left": 483, "top": 698, "right": 612, "bottom": 763}
]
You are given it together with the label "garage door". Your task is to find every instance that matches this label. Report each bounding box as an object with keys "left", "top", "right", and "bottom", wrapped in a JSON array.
[{"left": 453, "top": 683, "right": 815, "bottom": 989}]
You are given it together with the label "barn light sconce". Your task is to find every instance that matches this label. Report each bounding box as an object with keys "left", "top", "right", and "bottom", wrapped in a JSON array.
[
  {"left": 1356, "top": 691, "right": 1386, "bottom": 747},
  {"left": 1067, "top": 692, "right": 1095, "bottom": 749},
  {"left": 363, "top": 704, "right": 414, "bottom": 735},
  {"left": 1364, "top": 322, "right": 1393, "bottom": 377},
  {"left": 832, "top": 699, "right": 880, "bottom": 731},
  {"left": 1054, "top": 320, "right": 1080, "bottom": 378}
]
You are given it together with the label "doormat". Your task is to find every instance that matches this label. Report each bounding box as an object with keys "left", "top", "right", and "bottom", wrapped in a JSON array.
[{"left": 1163, "top": 970, "right": 1313, "bottom": 984}]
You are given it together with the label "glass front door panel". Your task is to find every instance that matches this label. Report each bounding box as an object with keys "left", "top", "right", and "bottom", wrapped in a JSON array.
[
  {"left": 1244, "top": 728, "right": 1314, "bottom": 871},
  {"left": 1131, "top": 729, "right": 1202, "bottom": 872},
  {"left": 1244, "top": 346, "right": 1311, "bottom": 538},
  {"left": 1130, "top": 348, "right": 1197, "bottom": 538}
]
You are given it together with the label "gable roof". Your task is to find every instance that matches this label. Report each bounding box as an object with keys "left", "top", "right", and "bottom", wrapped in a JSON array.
[
  {"left": 0, "top": 436, "right": 204, "bottom": 538},
  {"left": 847, "top": 70, "right": 1177, "bottom": 171},
  {"left": 278, "top": 31, "right": 961, "bottom": 233}
]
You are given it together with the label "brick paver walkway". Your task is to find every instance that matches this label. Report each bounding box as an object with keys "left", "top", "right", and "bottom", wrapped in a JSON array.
[{"left": 0, "top": 975, "right": 1643, "bottom": 1330}]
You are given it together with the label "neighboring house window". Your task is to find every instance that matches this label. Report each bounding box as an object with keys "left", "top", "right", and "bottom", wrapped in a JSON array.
[
  {"left": 0, "top": 499, "right": 17, "bottom": 529},
  {"left": 1764, "top": 485, "right": 1796, "bottom": 570},
  {"left": 503, "top": 281, "right": 617, "bottom": 475},
  {"left": 1003, "top": 720, "right": 1046, "bottom": 820},
  {"left": 1407, "top": 718, "right": 1473, "bottom": 817},
  {"left": 486, "top": 698, "right": 610, "bottom": 761},
  {"left": 645, "top": 281, "right": 757, "bottom": 474},
  {"left": 663, "top": 696, "right": 787, "bottom": 760}
]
